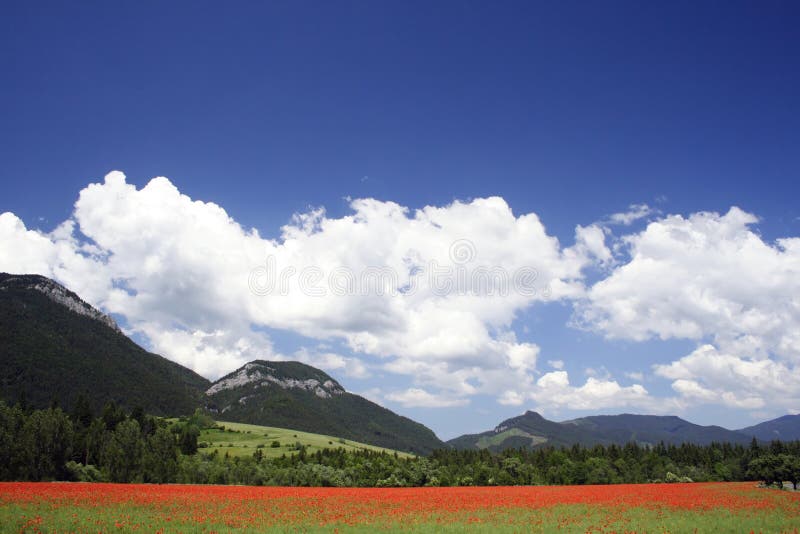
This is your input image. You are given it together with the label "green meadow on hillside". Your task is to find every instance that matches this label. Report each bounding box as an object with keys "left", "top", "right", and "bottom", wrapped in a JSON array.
[{"left": 198, "top": 420, "right": 415, "bottom": 459}]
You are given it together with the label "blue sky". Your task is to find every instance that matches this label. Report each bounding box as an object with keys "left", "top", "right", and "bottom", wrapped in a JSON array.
[{"left": 1, "top": 1, "right": 799, "bottom": 439}]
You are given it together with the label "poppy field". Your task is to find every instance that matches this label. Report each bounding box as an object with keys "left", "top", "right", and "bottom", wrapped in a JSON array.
[{"left": 1, "top": 482, "right": 799, "bottom": 532}]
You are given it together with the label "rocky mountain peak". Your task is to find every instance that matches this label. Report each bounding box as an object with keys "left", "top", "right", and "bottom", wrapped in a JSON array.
[
  {"left": 206, "top": 360, "right": 345, "bottom": 399},
  {"left": 0, "top": 273, "right": 120, "bottom": 332}
]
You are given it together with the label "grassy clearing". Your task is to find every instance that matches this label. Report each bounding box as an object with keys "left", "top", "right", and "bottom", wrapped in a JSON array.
[
  {"left": 198, "top": 420, "right": 414, "bottom": 459},
  {"left": 475, "top": 428, "right": 548, "bottom": 449}
]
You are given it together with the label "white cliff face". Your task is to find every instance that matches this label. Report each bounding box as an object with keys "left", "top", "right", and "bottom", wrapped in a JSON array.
[
  {"left": 205, "top": 362, "right": 345, "bottom": 398},
  {"left": 32, "top": 281, "right": 121, "bottom": 332},
  {"left": 205, "top": 362, "right": 269, "bottom": 395},
  {"left": 2, "top": 276, "right": 122, "bottom": 332}
]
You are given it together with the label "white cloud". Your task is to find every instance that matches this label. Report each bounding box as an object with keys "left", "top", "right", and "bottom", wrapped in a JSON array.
[
  {"left": 576, "top": 207, "right": 800, "bottom": 363},
  {"left": 0, "top": 172, "right": 603, "bottom": 401},
  {"left": 7, "top": 172, "right": 800, "bottom": 418},
  {"left": 529, "top": 370, "right": 657, "bottom": 412},
  {"left": 573, "top": 206, "right": 800, "bottom": 415},
  {"left": 384, "top": 388, "right": 469, "bottom": 408},
  {"left": 498, "top": 390, "right": 526, "bottom": 406},
  {"left": 289, "top": 347, "right": 371, "bottom": 379},
  {"left": 606, "top": 203, "right": 655, "bottom": 226},
  {"left": 0, "top": 213, "right": 58, "bottom": 276},
  {"left": 654, "top": 344, "right": 800, "bottom": 410},
  {"left": 624, "top": 371, "right": 644, "bottom": 381},
  {"left": 572, "top": 224, "right": 613, "bottom": 266},
  {"left": 140, "top": 325, "right": 274, "bottom": 379}
]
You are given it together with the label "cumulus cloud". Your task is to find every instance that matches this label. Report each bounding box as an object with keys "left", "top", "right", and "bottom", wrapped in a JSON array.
[
  {"left": 140, "top": 325, "right": 275, "bottom": 379},
  {"left": 0, "top": 213, "right": 59, "bottom": 276},
  {"left": 492, "top": 368, "right": 661, "bottom": 415},
  {"left": 576, "top": 207, "right": 800, "bottom": 363},
  {"left": 5, "top": 172, "right": 800, "bottom": 418},
  {"left": 528, "top": 370, "right": 657, "bottom": 412},
  {"left": 572, "top": 224, "right": 613, "bottom": 266},
  {"left": 654, "top": 344, "right": 800, "bottom": 410},
  {"left": 0, "top": 171, "right": 603, "bottom": 404},
  {"left": 571, "top": 206, "right": 800, "bottom": 416}
]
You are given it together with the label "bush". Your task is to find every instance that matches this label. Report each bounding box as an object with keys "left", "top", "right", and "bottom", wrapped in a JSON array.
[
  {"left": 271, "top": 441, "right": 281, "bottom": 448},
  {"left": 665, "top": 472, "right": 693, "bottom": 483},
  {"left": 65, "top": 461, "right": 104, "bottom": 482}
]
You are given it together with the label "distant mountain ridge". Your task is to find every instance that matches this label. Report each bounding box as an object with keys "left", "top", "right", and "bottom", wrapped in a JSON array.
[
  {"left": 204, "top": 360, "right": 445, "bottom": 455},
  {"left": 737, "top": 415, "right": 800, "bottom": 442},
  {"left": 0, "top": 273, "right": 210, "bottom": 414},
  {"left": 448, "top": 410, "right": 778, "bottom": 451}
]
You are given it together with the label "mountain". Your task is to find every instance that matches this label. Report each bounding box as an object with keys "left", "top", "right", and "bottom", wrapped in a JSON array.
[
  {"left": 562, "top": 413, "right": 754, "bottom": 446},
  {"left": 0, "top": 273, "right": 210, "bottom": 415},
  {"left": 447, "top": 411, "right": 592, "bottom": 451},
  {"left": 738, "top": 415, "right": 800, "bottom": 442},
  {"left": 204, "top": 360, "right": 444, "bottom": 455},
  {"left": 448, "top": 410, "right": 756, "bottom": 451}
]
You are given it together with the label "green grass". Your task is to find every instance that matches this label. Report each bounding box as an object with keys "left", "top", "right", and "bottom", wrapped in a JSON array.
[
  {"left": 198, "top": 420, "right": 415, "bottom": 459},
  {"left": 3, "top": 482, "right": 799, "bottom": 532},
  {"left": 2, "top": 502, "right": 799, "bottom": 533},
  {"left": 475, "top": 428, "right": 548, "bottom": 449}
]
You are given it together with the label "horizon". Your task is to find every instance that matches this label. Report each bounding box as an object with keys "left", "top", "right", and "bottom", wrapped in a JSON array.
[{"left": 2, "top": 1, "right": 800, "bottom": 441}]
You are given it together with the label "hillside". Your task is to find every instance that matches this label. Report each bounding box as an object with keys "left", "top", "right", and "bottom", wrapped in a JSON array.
[
  {"left": 738, "top": 415, "right": 800, "bottom": 442},
  {"left": 448, "top": 411, "right": 757, "bottom": 451},
  {"left": 198, "top": 420, "right": 414, "bottom": 459},
  {"left": 0, "top": 273, "right": 210, "bottom": 414},
  {"left": 204, "top": 360, "right": 444, "bottom": 455}
]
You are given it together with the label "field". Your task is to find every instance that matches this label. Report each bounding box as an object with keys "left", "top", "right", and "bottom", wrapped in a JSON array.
[
  {"left": 197, "top": 420, "right": 414, "bottom": 459},
  {"left": 2, "top": 482, "right": 800, "bottom": 532}
]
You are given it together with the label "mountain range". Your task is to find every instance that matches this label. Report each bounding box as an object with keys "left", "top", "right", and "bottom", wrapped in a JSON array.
[
  {"left": 446, "top": 410, "right": 778, "bottom": 451},
  {"left": 1, "top": 272, "right": 799, "bottom": 454}
]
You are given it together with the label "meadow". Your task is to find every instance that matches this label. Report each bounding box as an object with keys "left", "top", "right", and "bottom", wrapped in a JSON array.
[
  {"left": 197, "top": 420, "right": 414, "bottom": 459},
  {"left": 1, "top": 481, "right": 799, "bottom": 532}
]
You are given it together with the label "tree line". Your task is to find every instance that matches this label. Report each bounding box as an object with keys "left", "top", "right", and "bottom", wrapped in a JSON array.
[{"left": 1, "top": 400, "right": 798, "bottom": 488}]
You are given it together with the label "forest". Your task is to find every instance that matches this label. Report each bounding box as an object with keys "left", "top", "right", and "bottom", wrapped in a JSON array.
[{"left": 2, "top": 401, "right": 799, "bottom": 489}]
